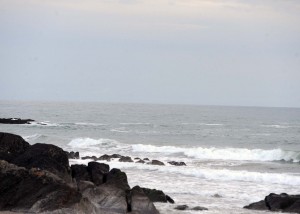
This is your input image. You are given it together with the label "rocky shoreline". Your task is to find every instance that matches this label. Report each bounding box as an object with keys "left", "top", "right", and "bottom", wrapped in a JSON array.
[{"left": 1, "top": 132, "right": 299, "bottom": 213}]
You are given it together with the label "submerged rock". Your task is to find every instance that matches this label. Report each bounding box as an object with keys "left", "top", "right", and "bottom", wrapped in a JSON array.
[
  {"left": 175, "top": 205, "right": 189, "bottom": 210},
  {"left": 191, "top": 206, "right": 208, "bottom": 211},
  {"left": 149, "top": 160, "right": 165, "bottom": 166},
  {"left": 168, "top": 161, "right": 186, "bottom": 166},
  {"left": 119, "top": 156, "right": 133, "bottom": 162}
]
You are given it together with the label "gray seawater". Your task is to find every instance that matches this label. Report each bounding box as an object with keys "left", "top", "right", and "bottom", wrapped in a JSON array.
[{"left": 1, "top": 101, "right": 300, "bottom": 213}]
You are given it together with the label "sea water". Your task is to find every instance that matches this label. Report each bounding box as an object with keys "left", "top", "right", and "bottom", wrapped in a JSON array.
[{"left": 1, "top": 101, "right": 300, "bottom": 213}]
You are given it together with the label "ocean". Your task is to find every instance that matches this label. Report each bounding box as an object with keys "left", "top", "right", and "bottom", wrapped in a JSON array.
[{"left": 1, "top": 101, "right": 300, "bottom": 213}]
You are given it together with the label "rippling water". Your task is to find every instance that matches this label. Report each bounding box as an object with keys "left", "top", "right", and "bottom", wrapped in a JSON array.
[{"left": 1, "top": 101, "right": 300, "bottom": 213}]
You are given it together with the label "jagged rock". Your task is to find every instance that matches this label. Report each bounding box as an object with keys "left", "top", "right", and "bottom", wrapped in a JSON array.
[
  {"left": 0, "top": 160, "right": 82, "bottom": 213},
  {"left": 87, "top": 162, "right": 109, "bottom": 185},
  {"left": 175, "top": 205, "right": 189, "bottom": 210},
  {"left": 119, "top": 156, "right": 133, "bottom": 162},
  {"left": 0, "top": 118, "right": 34, "bottom": 124},
  {"left": 71, "top": 165, "right": 90, "bottom": 182},
  {"left": 149, "top": 160, "right": 165, "bottom": 166},
  {"left": 66, "top": 151, "right": 80, "bottom": 159},
  {"left": 141, "top": 187, "right": 174, "bottom": 203},
  {"left": 106, "top": 168, "right": 130, "bottom": 190},
  {"left": 0, "top": 132, "right": 30, "bottom": 162},
  {"left": 244, "top": 200, "right": 268, "bottom": 210},
  {"left": 12, "top": 143, "right": 71, "bottom": 182},
  {"left": 168, "top": 161, "right": 186, "bottom": 166},
  {"left": 129, "top": 186, "right": 159, "bottom": 214},
  {"left": 191, "top": 206, "right": 208, "bottom": 211}
]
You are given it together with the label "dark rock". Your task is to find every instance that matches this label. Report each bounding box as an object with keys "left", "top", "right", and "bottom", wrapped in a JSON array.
[
  {"left": 66, "top": 151, "right": 80, "bottom": 159},
  {"left": 137, "top": 159, "right": 145, "bottom": 164},
  {"left": 12, "top": 143, "right": 71, "bottom": 182},
  {"left": 166, "top": 195, "right": 175, "bottom": 204},
  {"left": 106, "top": 168, "right": 130, "bottom": 190},
  {"left": 0, "top": 160, "right": 82, "bottom": 213},
  {"left": 111, "top": 154, "right": 122, "bottom": 158},
  {"left": 77, "top": 180, "right": 95, "bottom": 192},
  {"left": 87, "top": 162, "right": 109, "bottom": 185},
  {"left": 0, "top": 132, "right": 30, "bottom": 162},
  {"left": 191, "top": 206, "right": 208, "bottom": 211},
  {"left": 168, "top": 161, "right": 186, "bottom": 166},
  {"left": 244, "top": 200, "right": 268, "bottom": 210},
  {"left": 143, "top": 158, "right": 150, "bottom": 161},
  {"left": 141, "top": 187, "right": 174, "bottom": 203},
  {"left": 71, "top": 164, "right": 90, "bottom": 182},
  {"left": 129, "top": 186, "right": 159, "bottom": 214},
  {"left": 212, "top": 193, "right": 222, "bottom": 198},
  {"left": 175, "top": 205, "right": 189, "bottom": 210},
  {"left": 244, "top": 193, "right": 300, "bottom": 213},
  {"left": 149, "top": 160, "right": 165, "bottom": 166},
  {"left": 134, "top": 157, "right": 141, "bottom": 160},
  {"left": 0, "top": 118, "right": 34, "bottom": 124},
  {"left": 81, "top": 156, "right": 97, "bottom": 161},
  {"left": 119, "top": 156, "right": 134, "bottom": 162},
  {"left": 98, "top": 154, "right": 111, "bottom": 161}
]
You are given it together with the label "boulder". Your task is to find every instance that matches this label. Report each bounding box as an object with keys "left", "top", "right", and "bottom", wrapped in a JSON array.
[
  {"left": 98, "top": 154, "right": 111, "bottom": 161},
  {"left": 0, "top": 132, "right": 30, "bottom": 162},
  {"left": 168, "top": 161, "right": 186, "bottom": 166},
  {"left": 71, "top": 164, "right": 90, "bottom": 182},
  {"left": 106, "top": 168, "right": 130, "bottom": 190},
  {"left": 143, "top": 158, "right": 150, "bottom": 161},
  {"left": 149, "top": 160, "right": 165, "bottom": 166},
  {"left": 66, "top": 151, "right": 80, "bottom": 159},
  {"left": 244, "top": 200, "right": 268, "bottom": 210},
  {"left": 191, "top": 206, "right": 208, "bottom": 211},
  {"left": 119, "top": 156, "right": 133, "bottom": 162},
  {"left": 111, "top": 154, "right": 122, "bottom": 158},
  {"left": 81, "top": 156, "right": 97, "bottom": 161},
  {"left": 0, "top": 160, "right": 82, "bottom": 213},
  {"left": 137, "top": 159, "right": 145, "bottom": 164},
  {"left": 87, "top": 162, "right": 109, "bottom": 185},
  {"left": 129, "top": 186, "right": 159, "bottom": 214},
  {"left": 0, "top": 118, "right": 34, "bottom": 124},
  {"left": 175, "top": 205, "right": 189, "bottom": 210},
  {"left": 12, "top": 143, "right": 71, "bottom": 182},
  {"left": 141, "top": 187, "right": 174, "bottom": 203}
]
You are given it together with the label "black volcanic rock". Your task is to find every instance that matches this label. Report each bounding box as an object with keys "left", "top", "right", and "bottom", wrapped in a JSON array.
[
  {"left": 87, "top": 161, "right": 109, "bottom": 185},
  {"left": 130, "top": 186, "right": 159, "bottom": 214},
  {"left": 0, "top": 132, "right": 30, "bottom": 162},
  {"left": 98, "top": 154, "right": 112, "bottom": 161},
  {"left": 0, "top": 160, "right": 82, "bottom": 213},
  {"left": 66, "top": 151, "right": 80, "bottom": 159},
  {"left": 12, "top": 143, "right": 71, "bottom": 182},
  {"left": 119, "top": 156, "right": 133, "bottom": 162},
  {"left": 192, "top": 206, "right": 208, "bottom": 211},
  {"left": 71, "top": 164, "right": 90, "bottom": 182},
  {"left": 0, "top": 118, "right": 34, "bottom": 124},
  {"left": 149, "top": 160, "right": 165, "bottom": 166},
  {"left": 106, "top": 168, "right": 130, "bottom": 190},
  {"left": 244, "top": 193, "right": 300, "bottom": 213},
  {"left": 175, "top": 205, "right": 189, "bottom": 210}
]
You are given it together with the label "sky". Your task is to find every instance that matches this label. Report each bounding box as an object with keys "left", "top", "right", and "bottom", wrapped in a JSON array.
[{"left": 0, "top": 0, "right": 299, "bottom": 107}]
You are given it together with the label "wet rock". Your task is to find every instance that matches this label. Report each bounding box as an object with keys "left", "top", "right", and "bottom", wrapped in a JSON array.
[
  {"left": 87, "top": 161, "right": 109, "bottom": 185},
  {"left": 143, "top": 158, "right": 150, "bottom": 161},
  {"left": 111, "top": 154, "right": 122, "bottom": 158},
  {"left": 168, "top": 161, "right": 186, "bottom": 166},
  {"left": 0, "top": 160, "right": 82, "bottom": 213},
  {"left": 141, "top": 187, "right": 174, "bottom": 203},
  {"left": 212, "top": 193, "right": 222, "bottom": 198},
  {"left": 175, "top": 205, "right": 189, "bottom": 210},
  {"left": 119, "top": 156, "right": 134, "bottom": 162},
  {"left": 134, "top": 157, "right": 141, "bottom": 160},
  {"left": 12, "top": 143, "right": 71, "bottom": 182},
  {"left": 244, "top": 200, "right": 268, "bottom": 210},
  {"left": 81, "top": 156, "right": 97, "bottom": 161},
  {"left": 98, "top": 154, "right": 111, "bottom": 161},
  {"left": 149, "top": 160, "right": 165, "bottom": 166},
  {"left": 0, "top": 118, "right": 34, "bottom": 124},
  {"left": 71, "top": 164, "right": 90, "bottom": 182},
  {"left": 66, "top": 151, "right": 80, "bottom": 159},
  {"left": 191, "top": 206, "right": 208, "bottom": 211},
  {"left": 129, "top": 186, "right": 159, "bottom": 214},
  {"left": 137, "top": 159, "right": 145, "bottom": 164},
  {"left": 0, "top": 132, "right": 30, "bottom": 162}
]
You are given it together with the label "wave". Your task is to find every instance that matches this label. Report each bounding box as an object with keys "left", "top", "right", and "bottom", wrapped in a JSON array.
[
  {"left": 261, "top": 124, "right": 290, "bottom": 129},
  {"left": 132, "top": 144, "right": 300, "bottom": 162},
  {"left": 75, "top": 122, "right": 107, "bottom": 126},
  {"left": 23, "top": 134, "right": 44, "bottom": 141},
  {"left": 68, "top": 138, "right": 119, "bottom": 148},
  {"left": 26, "top": 121, "right": 61, "bottom": 127}
]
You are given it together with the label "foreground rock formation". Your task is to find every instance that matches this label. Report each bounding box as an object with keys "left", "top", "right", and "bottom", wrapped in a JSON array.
[
  {"left": 0, "top": 132, "right": 160, "bottom": 214},
  {"left": 244, "top": 193, "right": 300, "bottom": 213}
]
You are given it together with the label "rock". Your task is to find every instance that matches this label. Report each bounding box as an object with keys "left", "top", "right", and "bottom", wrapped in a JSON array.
[
  {"left": 0, "top": 132, "right": 30, "bottom": 162},
  {"left": 137, "top": 159, "right": 145, "bottom": 164},
  {"left": 149, "top": 160, "right": 165, "bottom": 166},
  {"left": 119, "top": 156, "right": 134, "bottom": 162},
  {"left": 81, "top": 156, "right": 97, "bottom": 161},
  {"left": 129, "top": 186, "right": 159, "bottom": 214},
  {"left": 168, "top": 161, "right": 186, "bottom": 166},
  {"left": 71, "top": 164, "right": 90, "bottom": 182},
  {"left": 141, "top": 187, "right": 174, "bottom": 203},
  {"left": 0, "top": 160, "right": 82, "bottom": 213},
  {"left": 87, "top": 161, "right": 109, "bottom": 185},
  {"left": 77, "top": 180, "right": 95, "bottom": 192},
  {"left": 143, "top": 158, "right": 150, "bottom": 161},
  {"left": 134, "top": 157, "right": 141, "bottom": 160},
  {"left": 0, "top": 118, "right": 34, "bottom": 124},
  {"left": 111, "top": 154, "right": 122, "bottom": 158},
  {"left": 191, "top": 206, "right": 208, "bottom": 211},
  {"left": 98, "top": 154, "right": 111, "bottom": 161},
  {"left": 212, "top": 193, "right": 222, "bottom": 198},
  {"left": 12, "top": 143, "right": 71, "bottom": 182},
  {"left": 106, "top": 168, "right": 130, "bottom": 190},
  {"left": 244, "top": 193, "right": 300, "bottom": 213},
  {"left": 175, "top": 205, "right": 189, "bottom": 210},
  {"left": 244, "top": 200, "right": 268, "bottom": 210},
  {"left": 66, "top": 151, "right": 80, "bottom": 159}
]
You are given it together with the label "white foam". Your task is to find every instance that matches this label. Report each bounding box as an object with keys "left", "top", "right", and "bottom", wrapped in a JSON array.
[
  {"left": 26, "top": 121, "right": 60, "bottom": 127},
  {"left": 132, "top": 144, "right": 300, "bottom": 162},
  {"left": 23, "top": 134, "right": 43, "bottom": 141},
  {"left": 68, "top": 138, "right": 118, "bottom": 149},
  {"left": 110, "top": 129, "right": 130, "bottom": 133}
]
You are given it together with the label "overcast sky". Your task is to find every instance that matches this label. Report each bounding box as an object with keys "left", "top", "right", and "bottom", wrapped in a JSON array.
[{"left": 0, "top": 0, "right": 299, "bottom": 107}]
